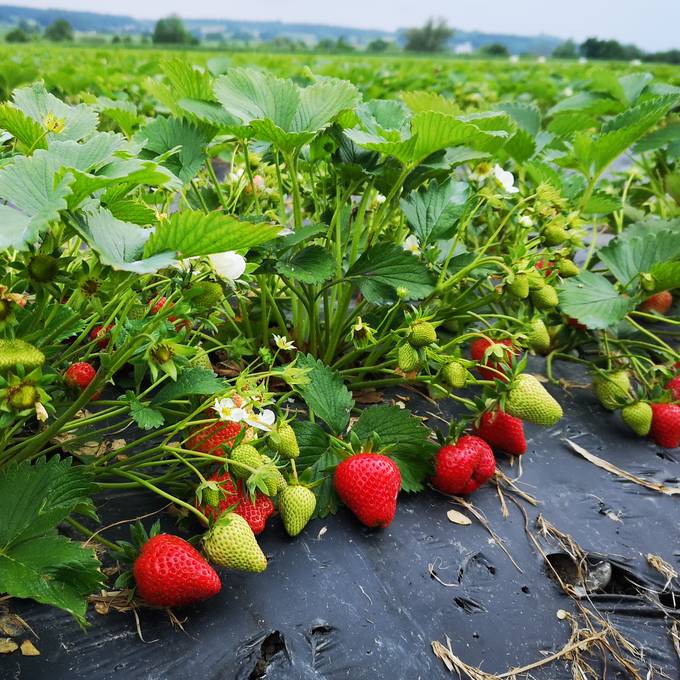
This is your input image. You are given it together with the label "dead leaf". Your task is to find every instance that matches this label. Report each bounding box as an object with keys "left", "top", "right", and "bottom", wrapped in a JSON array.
[
  {"left": 20, "top": 640, "right": 39, "bottom": 656},
  {"left": 0, "top": 614, "right": 26, "bottom": 637},
  {"left": 0, "top": 638, "right": 18, "bottom": 654},
  {"left": 564, "top": 439, "right": 680, "bottom": 496},
  {"left": 353, "top": 389, "right": 384, "bottom": 404},
  {"left": 447, "top": 509, "right": 472, "bottom": 525}
]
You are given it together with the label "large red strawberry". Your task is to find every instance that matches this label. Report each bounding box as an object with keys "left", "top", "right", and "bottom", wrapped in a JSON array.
[
  {"left": 639, "top": 291, "right": 673, "bottom": 315},
  {"left": 665, "top": 375, "right": 680, "bottom": 401},
  {"left": 334, "top": 453, "right": 401, "bottom": 528},
  {"left": 649, "top": 403, "right": 680, "bottom": 448},
  {"left": 195, "top": 470, "right": 274, "bottom": 535},
  {"left": 470, "top": 338, "right": 516, "bottom": 381},
  {"left": 187, "top": 420, "right": 242, "bottom": 454},
  {"left": 432, "top": 436, "right": 496, "bottom": 495},
  {"left": 133, "top": 534, "right": 221, "bottom": 607},
  {"left": 474, "top": 409, "right": 526, "bottom": 456}
]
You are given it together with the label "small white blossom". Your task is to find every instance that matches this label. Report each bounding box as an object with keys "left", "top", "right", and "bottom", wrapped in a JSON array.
[
  {"left": 630, "top": 58, "right": 642, "bottom": 66},
  {"left": 563, "top": 87, "right": 574, "bottom": 97},
  {"left": 519, "top": 214, "right": 533, "bottom": 228},
  {"left": 537, "top": 56, "right": 546, "bottom": 64},
  {"left": 509, "top": 54, "right": 519, "bottom": 63},
  {"left": 252, "top": 174, "right": 265, "bottom": 190},
  {"left": 402, "top": 234, "right": 421, "bottom": 255},
  {"left": 227, "top": 168, "right": 244, "bottom": 183},
  {"left": 210, "top": 251, "right": 246, "bottom": 281},
  {"left": 273, "top": 334, "right": 296, "bottom": 351},
  {"left": 493, "top": 164, "right": 519, "bottom": 194},
  {"left": 214, "top": 397, "right": 248, "bottom": 423},
  {"left": 246, "top": 408, "right": 276, "bottom": 432},
  {"left": 35, "top": 402, "right": 49, "bottom": 422},
  {"left": 578, "top": 57, "right": 588, "bottom": 64},
  {"left": 470, "top": 162, "right": 493, "bottom": 182},
  {"left": 374, "top": 193, "right": 386, "bottom": 204}
]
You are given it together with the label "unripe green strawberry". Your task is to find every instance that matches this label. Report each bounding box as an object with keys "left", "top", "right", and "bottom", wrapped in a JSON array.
[
  {"left": 398, "top": 343, "right": 420, "bottom": 372},
  {"left": 531, "top": 284, "right": 559, "bottom": 309},
  {"left": 441, "top": 361, "right": 468, "bottom": 389},
  {"left": 8, "top": 383, "right": 39, "bottom": 411},
  {"left": 621, "top": 402, "right": 652, "bottom": 436},
  {"left": 279, "top": 485, "right": 316, "bottom": 536},
  {"left": 0, "top": 339, "right": 45, "bottom": 373},
  {"left": 506, "top": 374, "right": 563, "bottom": 426},
  {"left": 593, "top": 371, "right": 630, "bottom": 411},
  {"left": 527, "top": 271, "right": 546, "bottom": 290},
  {"left": 542, "top": 225, "right": 569, "bottom": 246},
  {"left": 526, "top": 318, "right": 551, "bottom": 354},
  {"left": 193, "top": 281, "right": 223, "bottom": 310},
  {"left": 230, "top": 444, "right": 264, "bottom": 480},
  {"left": 408, "top": 321, "right": 437, "bottom": 348},
  {"left": 202, "top": 513, "right": 267, "bottom": 572},
  {"left": 260, "top": 455, "right": 287, "bottom": 496},
  {"left": 507, "top": 273, "right": 529, "bottom": 299},
  {"left": 558, "top": 259, "right": 579, "bottom": 277},
  {"left": 202, "top": 486, "right": 221, "bottom": 508},
  {"left": 269, "top": 422, "right": 299, "bottom": 459},
  {"left": 189, "top": 349, "right": 213, "bottom": 371},
  {"left": 127, "top": 303, "right": 148, "bottom": 320},
  {"left": 27, "top": 254, "right": 59, "bottom": 283}
]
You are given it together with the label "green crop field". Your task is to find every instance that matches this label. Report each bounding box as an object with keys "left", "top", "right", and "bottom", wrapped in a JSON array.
[{"left": 0, "top": 41, "right": 679, "bottom": 677}]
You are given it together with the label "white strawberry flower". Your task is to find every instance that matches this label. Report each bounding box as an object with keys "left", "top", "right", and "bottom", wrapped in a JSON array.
[
  {"left": 519, "top": 214, "right": 533, "bottom": 228},
  {"left": 245, "top": 408, "right": 276, "bottom": 432},
  {"left": 402, "top": 234, "right": 421, "bottom": 255},
  {"left": 563, "top": 87, "right": 574, "bottom": 97},
  {"left": 35, "top": 402, "right": 49, "bottom": 422},
  {"left": 493, "top": 165, "right": 519, "bottom": 195},
  {"left": 273, "top": 334, "right": 295, "bottom": 351},
  {"left": 210, "top": 251, "right": 246, "bottom": 281},
  {"left": 214, "top": 397, "right": 248, "bottom": 423}
]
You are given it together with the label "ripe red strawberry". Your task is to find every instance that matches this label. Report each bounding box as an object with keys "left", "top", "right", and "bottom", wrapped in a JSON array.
[
  {"left": 536, "top": 260, "right": 555, "bottom": 276},
  {"left": 133, "top": 534, "right": 221, "bottom": 607},
  {"left": 90, "top": 324, "right": 114, "bottom": 348},
  {"left": 187, "top": 420, "right": 242, "bottom": 454},
  {"left": 649, "top": 403, "right": 680, "bottom": 448},
  {"left": 432, "top": 436, "right": 496, "bottom": 495},
  {"left": 474, "top": 409, "right": 526, "bottom": 456},
  {"left": 470, "top": 337, "right": 516, "bottom": 381},
  {"left": 64, "top": 361, "right": 96, "bottom": 390},
  {"left": 565, "top": 316, "right": 587, "bottom": 332},
  {"left": 639, "top": 291, "right": 673, "bottom": 315},
  {"left": 666, "top": 375, "right": 680, "bottom": 400},
  {"left": 334, "top": 453, "right": 401, "bottom": 528},
  {"left": 149, "top": 295, "right": 190, "bottom": 331},
  {"left": 195, "top": 470, "right": 274, "bottom": 535}
]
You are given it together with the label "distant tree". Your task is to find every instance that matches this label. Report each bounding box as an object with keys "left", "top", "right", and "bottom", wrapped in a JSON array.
[
  {"left": 644, "top": 49, "right": 680, "bottom": 65},
  {"left": 18, "top": 20, "right": 38, "bottom": 35},
  {"left": 316, "top": 38, "right": 336, "bottom": 52},
  {"left": 366, "top": 38, "right": 390, "bottom": 53},
  {"left": 404, "top": 18, "right": 453, "bottom": 52},
  {"left": 580, "top": 37, "right": 642, "bottom": 61},
  {"left": 6, "top": 27, "right": 30, "bottom": 43},
  {"left": 111, "top": 35, "right": 121, "bottom": 44},
  {"left": 480, "top": 42, "right": 509, "bottom": 57},
  {"left": 553, "top": 39, "right": 577, "bottom": 59},
  {"left": 153, "top": 16, "right": 192, "bottom": 45},
  {"left": 44, "top": 19, "right": 74, "bottom": 42}
]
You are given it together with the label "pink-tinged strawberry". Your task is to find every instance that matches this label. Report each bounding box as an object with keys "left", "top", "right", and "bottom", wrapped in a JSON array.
[
  {"left": 639, "top": 291, "right": 673, "bottom": 315},
  {"left": 666, "top": 375, "right": 680, "bottom": 401},
  {"left": 649, "top": 403, "right": 680, "bottom": 448},
  {"left": 474, "top": 409, "right": 526, "bottom": 456},
  {"left": 90, "top": 324, "right": 114, "bottom": 348},
  {"left": 194, "top": 470, "right": 274, "bottom": 535},
  {"left": 149, "top": 295, "right": 190, "bottom": 331},
  {"left": 470, "top": 337, "right": 516, "bottom": 382},
  {"left": 186, "top": 419, "right": 242, "bottom": 454},
  {"left": 432, "top": 436, "right": 496, "bottom": 495},
  {"left": 334, "top": 453, "right": 401, "bottom": 528},
  {"left": 133, "top": 534, "right": 221, "bottom": 607}
]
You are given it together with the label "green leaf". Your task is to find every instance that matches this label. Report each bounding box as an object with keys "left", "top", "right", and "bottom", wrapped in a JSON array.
[
  {"left": 649, "top": 261, "right": 680, "bottom": 292},
  {"left": 584, "top": 192, "right": 621, "bottom": 215},
  {"left": 0, "top": 151, "right": 73, "bottom": 251},
  {"left": 0, "top": 457, "right": 102, "bottom": 626},
  {"left": 127, "top": 397, "right": 165, "bottom": 430},
  {"left": 152, "top": 367, "right": 226, "bottom": 405},
  {"left": 138, "top": 116, "right": 208, "bottom": 184},
  {"left": 400, "top": 179, "right": 469, "bottom": 245},
  {"left": 634, "top": 122, "right": 680, "bottom": 153},
  {"left": 598, "top": 228, "right": 680, "bottom": 287},
  {"left": 352, "top": 405, "right": 437, "bottom": 492},
  {"left": 275, "top": 245, "right": 335, "bottom": 284},
  {"left": 144, "top": 210, "right": 281, "bottom": 259},
  {"left": 13, "top": 82, "right": 98, "bottom": 142},
  {"left": 0, "top": 103, "right": 47, "bottom": 152},
  {"left": 346, "top": 244, "right": 434, "bottom": 304},
  {"left": 296, "top": 354, "right": 354, "bottom": 435},
  {"left": 558, "top": 272, "right": 634, "bottom": 330}
]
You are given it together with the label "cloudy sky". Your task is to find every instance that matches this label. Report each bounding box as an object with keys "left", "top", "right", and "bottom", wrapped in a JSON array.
[{"left": 14, "top": 0, "right": 677, "bottom": 51}]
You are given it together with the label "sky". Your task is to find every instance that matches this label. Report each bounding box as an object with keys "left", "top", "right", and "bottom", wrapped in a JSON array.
[{"left": 10, "top": 0, "right": 679, "bottom": 51}]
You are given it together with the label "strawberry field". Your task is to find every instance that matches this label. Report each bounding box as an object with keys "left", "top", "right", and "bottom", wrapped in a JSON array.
[{"left": 0, "top": 45, "right": 679, "bottom": 678}]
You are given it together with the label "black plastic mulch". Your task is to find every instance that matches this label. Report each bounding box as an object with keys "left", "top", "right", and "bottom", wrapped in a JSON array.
[{"left": 2, "top": 360, "right": 679, "bottom": 680}]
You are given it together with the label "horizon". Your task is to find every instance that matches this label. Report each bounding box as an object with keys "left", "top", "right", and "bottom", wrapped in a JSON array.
[{"left": 4, "top": 0, "right": 678, "bottom": 52}]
